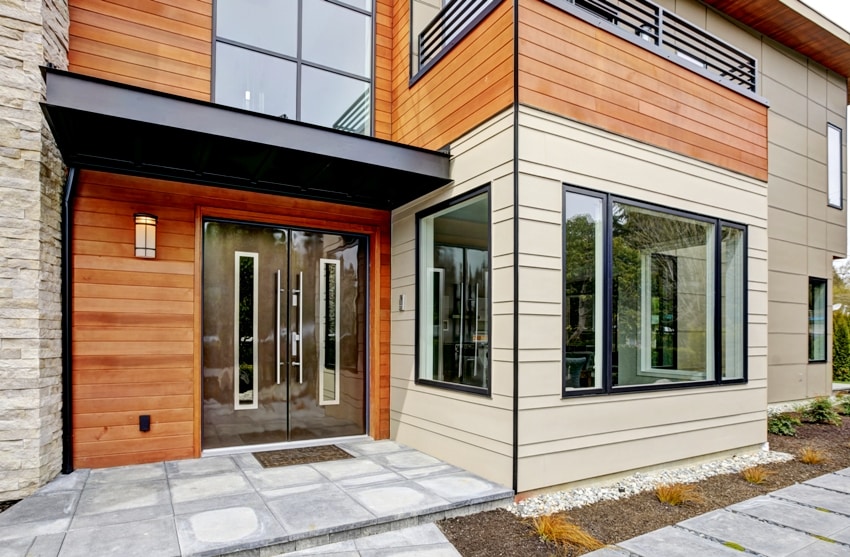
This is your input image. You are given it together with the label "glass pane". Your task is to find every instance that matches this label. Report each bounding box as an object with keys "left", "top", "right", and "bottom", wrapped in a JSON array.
[
  {"left": 721, "top": 226, "right": 745, "bottom": 379},
  {"left": 301, "top": 66, "right": 371, "bottom": 134},
  {"left": 320, "top": 259, "right": 340, "bottom": 405},
  {"left": 336, "top": 0, "right": 371, "bottom": 11},
  {"left": 809, "top": 279, "right": 827, "bottom": 361},
  {"left": 235, "top": 253, "right": 258, "bottom": 407},
  {"left": 828, "top": 124, "right": 842, "bottom": 208},
  {"left": 564, "top": 191, "right": 604, "bottom": 390},
  {"left": 303, "top": 1, "right": 372, "bottom": 78},
  {"left": 216, "top": 0, "right": 297, "bottom": 57},
  {"left": 418, "top": 194, "right": 489, "bottom": 390},
  {"left": 612, "top": 203, "right": 715, "bottom": 386},
  {"left": 214, "top": 43, "right": 296, "bottom": 118}
]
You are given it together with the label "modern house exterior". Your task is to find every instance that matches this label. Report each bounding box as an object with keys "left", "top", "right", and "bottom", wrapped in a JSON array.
[{"left": 1, "top": 0, "right": 849, "bottom": 499}]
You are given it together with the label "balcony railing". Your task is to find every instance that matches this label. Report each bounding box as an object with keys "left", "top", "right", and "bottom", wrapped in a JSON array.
[
  {"left": 562, "top": 0, "right": 757, "bottom": 92},
  {"left": 416, "top": 0, "right": 757, "bottom": 94},
  {"left": 418, "top": 0, "right": 495, "bottom": 73}
]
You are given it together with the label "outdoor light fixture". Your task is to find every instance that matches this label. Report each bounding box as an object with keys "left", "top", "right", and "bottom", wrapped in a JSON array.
[{"left": 134, "top": 213, "right": 157, "bottom": 258}]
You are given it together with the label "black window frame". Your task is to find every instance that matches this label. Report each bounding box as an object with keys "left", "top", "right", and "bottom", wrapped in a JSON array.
[
  {"left": 562, "top": 184, "right": 748, "bottom": 397},
  {"left": 211, "top": 0, "right": 376, "bottom": 135},
  {"left": 808, "top": 277, "right": 828, "bottom": 363},
  {"left": 414, "top": 185, "right": 492, "bottom": 396}
]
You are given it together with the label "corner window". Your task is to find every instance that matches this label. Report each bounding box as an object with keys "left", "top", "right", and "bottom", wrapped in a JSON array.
[
  {"left": 564, "top": 186, "right": 747, "bottom": 395},
  {"left": 417, "top": 189, "right": 490, "bottom": 394},
  {"left": 214, "top": 0, "right": 372, "bottom": 135},
  {"left": 809, "top": 278, "right": 827, "bottom": 362},
  {"left": 828, "top": 124, "right": 843, "bottom": 209}
]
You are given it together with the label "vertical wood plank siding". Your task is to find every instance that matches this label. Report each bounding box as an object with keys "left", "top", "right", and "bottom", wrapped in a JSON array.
[
  {"left": 382, "top": 0, "right": 515, "bottom": 149},
  {"left": 68, "top": 0, "right": 212, "bottom": 100},
  {"left": 518, "top": 0, "right": 768, "bottom": 181},
  {"left": 71, "top": 170, "right": 391, "bottom": 468}
]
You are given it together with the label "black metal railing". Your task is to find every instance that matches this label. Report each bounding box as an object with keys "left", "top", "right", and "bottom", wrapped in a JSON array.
[
  {"left": 416, "top": 0, "right": 757, "bottom": 93},
  {"left": 566, "top": 0, "right": 757, "bottom": 92},
  {"left": 333, "top": 89, "right": 370, "bottom": 135},
  {"left": 417, "top": 0, "right": 495, "bottom": 72}
]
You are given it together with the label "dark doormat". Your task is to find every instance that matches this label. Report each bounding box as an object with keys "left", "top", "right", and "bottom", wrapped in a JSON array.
[{"left": 253, "top": 445, "right": 354, "bottom": 468}]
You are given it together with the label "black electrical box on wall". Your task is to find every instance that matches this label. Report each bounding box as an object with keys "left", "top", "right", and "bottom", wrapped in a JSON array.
[{"left": 139, "top": 415, "right": 151, "bottom": 432}]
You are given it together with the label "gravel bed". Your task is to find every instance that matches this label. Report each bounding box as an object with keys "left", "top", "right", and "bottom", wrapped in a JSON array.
[
  {"left": 767, "top": 396, "right": 842, "bottom": 416},
  {"left": 508, "top": 449, "right": 793, "bottom": 517}
]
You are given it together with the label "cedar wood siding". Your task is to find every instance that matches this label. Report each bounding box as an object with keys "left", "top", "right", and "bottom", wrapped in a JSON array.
[
  {"left": 517, "top": 0, "right": 768, "bottom": 181},
  {"left": 71, "top": 170, "right": 391, "bottom": 468},
  {"left": 68, "top": 0, "right": 212, "bottom": 101},
  {"left": 381, "top": 0, "right": 514, "bottom": 148}
]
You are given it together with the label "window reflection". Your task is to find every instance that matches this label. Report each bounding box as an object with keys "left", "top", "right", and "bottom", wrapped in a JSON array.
[
  {"left": 418, "top": 193, "right": 490, "bottom": 391},
  {"left": 214, "top": 43, "right": 296, "bottom": 118}
]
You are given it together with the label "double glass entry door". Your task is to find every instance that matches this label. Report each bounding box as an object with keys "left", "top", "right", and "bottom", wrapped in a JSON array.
[{"left": 202, "top": 220, "right": 367, "bottom": 450}]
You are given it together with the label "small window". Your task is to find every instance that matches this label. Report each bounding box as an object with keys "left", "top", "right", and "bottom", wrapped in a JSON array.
[
  {"left": 828, "top": 124, "right": 843, "bottom": 208},
  {"left": 417, "top": 189, "right": 490, "bottom": 394},
  {"left": 809, "top": 278, "right": 827, "bottom": 362}
]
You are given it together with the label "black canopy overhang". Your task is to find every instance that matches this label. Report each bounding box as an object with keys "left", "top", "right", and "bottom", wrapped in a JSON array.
[{"left": 41, "top": 69, "right": 451, "bottom": 210}]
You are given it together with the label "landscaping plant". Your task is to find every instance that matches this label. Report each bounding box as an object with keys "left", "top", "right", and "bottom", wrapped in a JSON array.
[
  {"left": 654, "top": 483, "right": 703, "bottom": 506},
  {"left": 801, "top": 398, "right": 842, "bottom": 426},
  {"left": 833, "top": 310, "right": 850, "bottom": 382},
  {"left": 838, "top": 397, "right": 850, "bottom": 416},
  {"left": 799, "top": 446, "right": 826, "bottom": 465},
  {"left": 740, "top": 466, "right": 773, "bottom": 485},
  {"left": 768, "top": 414, "right": 801, "bottom": 436},
  {"left": 531, "top": 514, "right": 604, "bottom": 551}
]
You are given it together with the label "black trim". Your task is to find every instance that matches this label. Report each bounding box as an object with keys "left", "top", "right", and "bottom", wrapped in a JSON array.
[
  {"left": 828, "top": 123, "right": 843, "bottom": 210},
  {"left": 61, "top": 167, "right": 77, "bottom": 474},
  {"left": 808, "top": 276, "right": 829, "bottom": 363},
  {"left": 511, "top": 0, "right": 520, "bottom": 495},
  {"left": 562, "top": 184, "right": 749, "bottom": 397},
  {"left": 41, "top": 69, "right": 451, "bottom": 210},
  {"left": 413, "top": 185, "right": 492, "bottom": 398}
]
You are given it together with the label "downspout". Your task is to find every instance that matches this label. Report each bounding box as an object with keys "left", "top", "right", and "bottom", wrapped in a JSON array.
[
  {"left": 61, "top": 166, "right": 77, "bottom": 474},
  {"left": 511, "top": 0, "right": 520, "bottom": 494}
]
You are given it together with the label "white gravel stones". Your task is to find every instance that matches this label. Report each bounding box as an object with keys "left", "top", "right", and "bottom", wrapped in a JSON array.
[{"left": 508, "top": 450, "right": 794, "bottom": 518}]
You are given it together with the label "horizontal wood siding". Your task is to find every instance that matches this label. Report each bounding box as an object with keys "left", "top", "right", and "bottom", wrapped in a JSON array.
[
  {"left": 388, "top": 0, "right": 514, "bottom": 149},
  {"left": 374, "top": 0, "right": 393, "bottom": 140},
  {"left": 69, "top": 0, "right": 212, "bottom": 100},
  {"left": 518, "top": 0, "right": 768, "bottom": 181},
  {"left": 72, "top": 170, "right": 391, "bottom": 468}
]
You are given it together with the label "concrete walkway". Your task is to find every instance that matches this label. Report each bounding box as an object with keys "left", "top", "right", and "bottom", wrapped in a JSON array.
[
  {"left": 0, "top": 439, "right": 512, "bottom": 556},
  {"left": 587, "top": 467, "right": 850, "bottom": 557}
]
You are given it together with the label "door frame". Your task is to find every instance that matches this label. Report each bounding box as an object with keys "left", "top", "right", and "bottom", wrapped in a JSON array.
[{"left": 193, "top": 203, "right": 389, "bottom": 457}]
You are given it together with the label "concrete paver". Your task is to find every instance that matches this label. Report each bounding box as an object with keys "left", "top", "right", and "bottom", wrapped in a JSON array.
[
  {"left": 0, "top": 440, "right": 512, "bottom": 556},
  {"left": 587, "top": 471, "right": 850, "bottom": 557}
]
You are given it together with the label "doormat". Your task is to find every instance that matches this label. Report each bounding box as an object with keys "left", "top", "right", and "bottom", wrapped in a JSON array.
[{"left": 252, "top": 445, "right": 354, "bottom": 468}]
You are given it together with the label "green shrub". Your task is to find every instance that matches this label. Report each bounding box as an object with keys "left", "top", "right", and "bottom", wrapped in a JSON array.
[
  {"left": 768, "top": 414, "right": 801, "bottom": 436},
  {"left": 801, "top": 398, "right": 842, "bottom": 426},
  {"left": 833, "top": 311, "right": 850, "bottom": 382},
  {"left": 837, "top": 397, "right": 850, "bottom": 416}
]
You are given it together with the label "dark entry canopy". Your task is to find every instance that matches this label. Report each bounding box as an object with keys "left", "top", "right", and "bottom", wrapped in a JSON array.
[{"left": 41, "top": 69, "right": 452, "bottom": 209}]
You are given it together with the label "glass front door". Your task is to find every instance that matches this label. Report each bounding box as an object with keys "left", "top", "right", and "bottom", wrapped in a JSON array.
[{"left": 202, "top": 220, "right": 367, "bottom": 450}]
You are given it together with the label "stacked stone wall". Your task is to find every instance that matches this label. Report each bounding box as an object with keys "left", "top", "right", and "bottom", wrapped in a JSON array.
[{"left": 0, "top": 0, "right": 67, "bottom": 499}]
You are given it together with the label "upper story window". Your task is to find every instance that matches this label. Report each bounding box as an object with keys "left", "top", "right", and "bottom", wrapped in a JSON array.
[
  {"left": 828, "top": 123, "right": 843, "bottom": 209},
  {"left": 214, "top": 0, "right": 373, "bottom": 135}
]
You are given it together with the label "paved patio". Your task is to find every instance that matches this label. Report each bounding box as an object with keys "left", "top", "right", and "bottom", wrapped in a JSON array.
[{"left": 0, "top": 440, "right": 512, "bottom": 557}]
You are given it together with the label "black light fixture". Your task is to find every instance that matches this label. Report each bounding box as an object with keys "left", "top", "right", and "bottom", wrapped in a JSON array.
[{"left": 134, "top": 213, "right": 157, "bottom": 258}]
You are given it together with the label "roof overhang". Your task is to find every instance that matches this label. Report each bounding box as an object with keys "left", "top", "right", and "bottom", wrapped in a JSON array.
[
  {"left": 701, "top": 0, "right": 850, "bottom": 102},
  {"left": 41, "top": 68, "right": 452, "bottom": 210}
]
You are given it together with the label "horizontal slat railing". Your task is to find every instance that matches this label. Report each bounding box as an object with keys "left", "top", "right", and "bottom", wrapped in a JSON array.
[
  {"left": 567, "top": 0, "right": 757, "bottom": 92},
  {"left": 418, "top": 0, "right": 495, "bottom": 71}
]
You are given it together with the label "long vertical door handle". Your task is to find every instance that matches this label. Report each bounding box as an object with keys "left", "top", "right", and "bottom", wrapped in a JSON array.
[
  {"left": 297, "top": 271, "right": 303, "bottom": 384},
  {"left": 275, "top": 270, "right": 281, "bottom": 385}
]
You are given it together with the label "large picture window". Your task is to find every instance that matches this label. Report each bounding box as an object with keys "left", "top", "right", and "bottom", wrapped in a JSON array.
[
  {"left": 564, "top": 186, "right": 746, "bottom": 395},
  {"left": 809, "top": 278, "right": 827, "bottom": 362},
  {"left": 416, "top": 189, "right": 490, "bottom": 394}
]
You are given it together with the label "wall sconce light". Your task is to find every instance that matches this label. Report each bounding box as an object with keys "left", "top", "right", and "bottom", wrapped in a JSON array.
[{"left": 134, "top": 213, "right": 157, "bottom": 258}]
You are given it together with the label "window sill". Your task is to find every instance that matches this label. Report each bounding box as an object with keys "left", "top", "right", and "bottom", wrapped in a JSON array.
[{"left": 415, "top": 378, "right": 491, "bottom": 397}]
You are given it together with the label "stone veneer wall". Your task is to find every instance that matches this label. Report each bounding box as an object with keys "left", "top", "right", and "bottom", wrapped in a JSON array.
[{"left": 0, "top": 0, "right": 68, "bottom": 499}]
